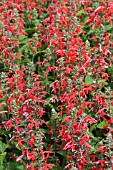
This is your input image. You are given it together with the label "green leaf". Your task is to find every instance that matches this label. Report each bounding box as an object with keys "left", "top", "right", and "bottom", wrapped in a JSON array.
[
  {"left": 98, "top": 79, "right": 108, "bottom": 86},
  {"left": 39, "top": 128, "right": 49, "bottom": 134},
  {"left": 86, "top": 131, "right": 94, "bottom": 137},
  {"left": 57, "top": 150, "right": 67, "bottom": 157},
  {"left": 76, "top": 10, "right": 85, "bottom": 16},
  {"left": 83, "top": 17, "right": 88, "bottom": 23},
  {"left": 25, "top": 27, "right": 37, "bottom": 34},
  {"left": 85, "top": 75, "right": 93, "bottom": 84},
  {"left": 98, "top": 79, "right": 106, "bottom": 84},
  {"left": 87, "top": 29, "right": 94, "bottom": 35},
  {"left": 46, "top": 120, "right": 51, "bottom": 125},
  {"left": 20, "top": 45, "right": 26, "bottom": 54},
  {"left": 44, "top": 79, "right": 52, "bottom": 86},
  {"left": 87, "top": 28, "right": 100, "bottom": 35},
  {"left": 0, "top": 165, "right": 4, "bottom": 170},
  {"left": 0, "top": 152, "right": 6, "bottom": 166},
  {"left": 97, "top": 121, "right": 108, "bottom": 129},
  {"left": 0, "top": 141, "right": 9, "bottom": 153},
  {"left": 21, "top": 59, "right": 31, "bottom": 64},
  {"left": 52, "top": 165, "right": 61, "bottom": 170},
  {"left": 19, "top": 38, "right": 32, "bottom": 46},
  {"left": 6, "top": 162, "right": 25, "bottom": 170},
  {"left": 16, "top": 165, "right": 25, "bottom": 170},
  {"left": 16, "top": 145, "right": 21, "bottom": 151},
  {"left": 33, "top": 20, "right": 41, "bottom": 26},
  {"left": 90, "top": 147, "right": 96, "bottom": 154},
  {"left": 90, "top": 124, "right": 97, "bottom": 132},
  {"left": 18, "top": 35, "right": 28, "bottom": 41},
  {"left": 45, "top": 94, "right": 54, "bottom": 102},
  {"left": 104, "top": 25, "right": 113, "bottom": 32},
  {"left": 0, "top": 21, "right": 3, "bottom": 27}
]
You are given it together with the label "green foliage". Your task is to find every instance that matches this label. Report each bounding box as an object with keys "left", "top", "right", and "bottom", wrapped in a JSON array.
[
  {"left": 0, "top": 152, "right": 6, "bottom": 166},
  {"left": 0, "top": 0, "right": 113, "bottom": 169},
  {"left": 104, "top": 25, "right": 113, "bottom": 32},
  {"left": 0, "top": 141, "right": 9, "bottom": 154},
  {"left": 97, "top": 121, "right": 108, "bottom": 129},
  {"left": 107, "top": 65, "right": 113, "bottom": 80},
  {"left": 0, "top": 141, "right": 25, "bottom": 170},
  {"left": 76, "top": 10, "right": 85, "bottom": 17},
  {"left": 85, "top": 75, "right": 93, "bottom": 84}
]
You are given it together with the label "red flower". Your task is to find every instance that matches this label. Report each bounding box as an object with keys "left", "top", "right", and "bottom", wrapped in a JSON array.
[
  {"left": 27, "top": 151, "right": 35, "bottom": 162},
  {"left": 16, "top": 138, "right": 24, "bottom": 147}
]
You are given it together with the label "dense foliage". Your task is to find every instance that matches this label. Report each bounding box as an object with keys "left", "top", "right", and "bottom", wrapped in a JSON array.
[{"left": 0, "top": 0, "right": 113, "bottom": 169}]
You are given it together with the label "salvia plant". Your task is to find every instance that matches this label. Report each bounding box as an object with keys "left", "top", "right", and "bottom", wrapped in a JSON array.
[{"left": 0, "top": 0, "right": 113, "bottom": 170}]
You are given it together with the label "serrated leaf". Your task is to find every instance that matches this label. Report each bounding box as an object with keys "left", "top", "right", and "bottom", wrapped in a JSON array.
[
  {"left": 85, "top": 75, "right": 93, "bottom": 84},
  {"left": 97, "top": 121, "right": 108, "bottom": 129}
]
